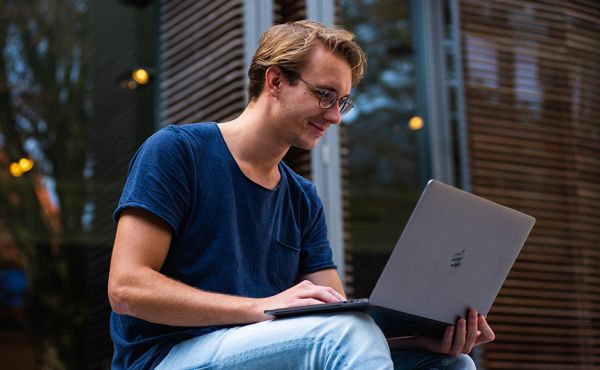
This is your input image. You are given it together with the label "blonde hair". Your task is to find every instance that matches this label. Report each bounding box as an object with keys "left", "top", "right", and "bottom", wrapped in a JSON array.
[{"left": 247, "top": 20, "right": 367, "bottom": 101}]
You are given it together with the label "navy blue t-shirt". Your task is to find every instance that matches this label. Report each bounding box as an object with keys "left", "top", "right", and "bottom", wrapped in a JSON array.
[{"left": 110, "top": 123, "right": 336, "bottom": 369}]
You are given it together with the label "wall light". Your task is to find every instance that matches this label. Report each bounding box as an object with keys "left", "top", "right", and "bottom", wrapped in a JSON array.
[
  {"left": 19, "top": 158, "right": 34, "bottom": 172},
  {"left": 132, "top": 68, "right": 150, "bottom": 85},
  {"left": 118, "top": 67, "right": 154, "bottom": 90},
  {"left": 408, "top": 116, "right": 424, "bottom": 131},
  {"left": 10, "top": 163, "right": 23, "bottom": 177},
  {"left": 9, "top": 158, "right": 34, "bottom": 178}
]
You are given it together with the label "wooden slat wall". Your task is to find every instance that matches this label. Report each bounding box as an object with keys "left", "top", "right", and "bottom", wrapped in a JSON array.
[
  {"left": 159, "top": 0, "right": 246, "bottom": 124},
  {"left": 460, "top": 1, "right": 600, "bottom": 368},
  {"left": 274, "top": 0, "right": 307, "bottom": 24}
]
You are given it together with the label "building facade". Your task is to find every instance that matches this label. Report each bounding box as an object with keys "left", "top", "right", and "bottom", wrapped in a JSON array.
[{"left": 0, "top": 0, "right": 598, "bottom": 369}]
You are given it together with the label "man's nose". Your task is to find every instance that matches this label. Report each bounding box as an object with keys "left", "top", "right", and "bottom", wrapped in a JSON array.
[{"left": 323, "top": 104, "right": 342, "bottom": 125}]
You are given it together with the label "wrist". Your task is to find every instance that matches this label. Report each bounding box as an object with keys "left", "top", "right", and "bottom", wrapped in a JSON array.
[{"left": 246, "top": 297, "right": 269, "bottom": 323}]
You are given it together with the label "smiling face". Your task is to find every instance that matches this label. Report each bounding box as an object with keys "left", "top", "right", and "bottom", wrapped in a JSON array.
[{"left": 274, "top": 44, "right": 353, "bottom": 149}]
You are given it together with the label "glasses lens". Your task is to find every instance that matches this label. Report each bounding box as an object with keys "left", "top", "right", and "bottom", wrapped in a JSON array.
[
  {"left": 339, "top": 98, "right": 353, "bottom": 115},
  {"left": 319, "top": 90, "right": 337, "bottom": 109}
]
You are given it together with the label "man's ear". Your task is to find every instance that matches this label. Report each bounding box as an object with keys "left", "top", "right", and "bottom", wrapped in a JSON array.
[{"left": 264, "top": 66, "right": 284, "bottom": 97}]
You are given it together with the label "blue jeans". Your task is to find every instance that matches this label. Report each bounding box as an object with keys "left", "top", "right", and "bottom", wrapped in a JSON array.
[{"left": 155, "top": 312, "right": 476, "bottom": 370}]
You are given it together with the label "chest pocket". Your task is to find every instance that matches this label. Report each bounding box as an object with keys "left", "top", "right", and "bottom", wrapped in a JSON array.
[{"left": 269, "top": 234, "right": 301, "bottom": 291}]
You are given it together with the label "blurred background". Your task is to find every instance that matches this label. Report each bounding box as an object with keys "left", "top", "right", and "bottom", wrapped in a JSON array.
[{"left": 0, "top": 0, "right": 598, "bottom": 369}]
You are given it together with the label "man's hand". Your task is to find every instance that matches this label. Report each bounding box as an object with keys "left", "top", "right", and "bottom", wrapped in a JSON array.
[
  {"left": 413, "top": 309, "right": 495, "bottom": 355},
  {"left": 257, "top": 280, "right": 345, "bottom": 319}
]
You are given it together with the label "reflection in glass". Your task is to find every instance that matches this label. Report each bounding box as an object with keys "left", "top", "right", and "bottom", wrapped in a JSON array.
[
  {"left": 0, "top": 0, "right": 157, "bottom": 368},
  {"left": 1, "top": 1, "right": 92, "bottom": 368},
  {"left": 341, "top": 0, "right": 429, "bottom": 297}
]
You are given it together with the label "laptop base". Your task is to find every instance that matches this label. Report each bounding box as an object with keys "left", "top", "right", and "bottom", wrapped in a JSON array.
[{"left": 265, "top": 300, "right": 449, "bottom": 338}]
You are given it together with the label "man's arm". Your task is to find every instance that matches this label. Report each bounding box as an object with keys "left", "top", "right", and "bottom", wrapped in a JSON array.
[{"left": 107, "top": 208, "right": 344, "bottom": 327}]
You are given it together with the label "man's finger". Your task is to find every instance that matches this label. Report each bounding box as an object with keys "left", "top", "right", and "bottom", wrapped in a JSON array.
[
  {"left": 319, "top": 289, "right": 342, "bottom": 303},
  {"left": 327, "top": 287, "right": 346, "bottom": 301},
  {"left": 289, "top": 298, "right": 324, "bottom": 307},
  {"left": 476, "top": 315, "right": 495, "bottom": 345},
  {"left": 462, "top": 310, "right": 478, "bottom": 354},
  {"left": 441, "top": 325, "right": 455, "bottom": 353},
  {"left": 299, "top": 287, "right": 342, "bottom": 303},
  {"left": 295, "top": 282, "right": 343, "bottom": 302},
  {"left": 451, "top": 318, "right": 466, "bottom": 355}
]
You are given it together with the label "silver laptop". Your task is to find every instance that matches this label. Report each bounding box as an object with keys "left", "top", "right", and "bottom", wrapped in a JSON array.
[{"left": 265, "top": 179, "right": 536, "bottom": 337}]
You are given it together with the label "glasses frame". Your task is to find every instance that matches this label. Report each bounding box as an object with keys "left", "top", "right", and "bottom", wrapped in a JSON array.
[{"left": 279, "top": 67, "right": 354, "bottom": 116}]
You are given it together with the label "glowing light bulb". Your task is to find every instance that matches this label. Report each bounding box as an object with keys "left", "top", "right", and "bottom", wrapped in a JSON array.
[
  {"left": 408, "top": 116, "right": 424, "bottom": 131},
  {"left": 131, "top": 68, "right": 150, "bottom": 85},
  {"left": 19, "top": 158, "right": 34, "bottom": 172},
  {"left": 9, "top": 162, "right": 23, "bottom": 177}
]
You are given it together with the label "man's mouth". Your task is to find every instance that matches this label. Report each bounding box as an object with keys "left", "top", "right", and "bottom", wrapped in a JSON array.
[{"left": 309, "top": 121, "right": 326, "bottom": 133}]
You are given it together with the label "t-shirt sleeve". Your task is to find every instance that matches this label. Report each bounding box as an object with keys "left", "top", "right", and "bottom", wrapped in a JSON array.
[
  {"left": 113, "top": 126, "right": 191, "bottom": 236},
  {"left": 299, "top": 186, "right": 337, "bottom": 274}
]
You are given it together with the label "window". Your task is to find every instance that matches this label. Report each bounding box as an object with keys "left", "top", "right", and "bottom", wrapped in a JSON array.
[{"left": 341, "top": 0, "right": 431, "bottom": 297}]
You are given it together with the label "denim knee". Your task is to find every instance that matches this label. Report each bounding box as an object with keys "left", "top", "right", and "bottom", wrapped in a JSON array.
[
  {"left": 447, "top": 353, "right": 476, "bottom": 370},
  {"left": 321, "top": 312, "right": 386, "bottom": 342},
  {"left": 317, "top": 312, "right": 393, "bottom": 369}
]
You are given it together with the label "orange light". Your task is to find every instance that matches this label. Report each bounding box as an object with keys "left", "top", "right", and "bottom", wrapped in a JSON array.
[
  {"left": 131, "top": 68, "right": 150, "bottom": 85},
  {"left": 9, "top": 162, "right": 23, "bottom": 177},
  {"left": 19, "top": 158, "right": 34, "bottom": 172},
  {"left": 408, "top": 116, "right": 424, "bottom": 131}
]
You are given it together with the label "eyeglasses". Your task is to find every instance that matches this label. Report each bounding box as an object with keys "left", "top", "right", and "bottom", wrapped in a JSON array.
[{"left": 295, "top": 76, "right": 354, "bottom": 116}]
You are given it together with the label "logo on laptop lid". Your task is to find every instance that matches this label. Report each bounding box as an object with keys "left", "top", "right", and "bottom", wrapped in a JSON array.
[{"left": 450, "top": 249, "right": 466, "bottom": 268}]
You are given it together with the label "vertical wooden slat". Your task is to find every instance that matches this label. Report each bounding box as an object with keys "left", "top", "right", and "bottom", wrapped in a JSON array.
[
  {"left": 159, "top": 0, "right": 246, "bottom": 125},
  {"left": 274, "top": 0, "right": 308, "bottom": 24},
  {"left": 460, "top": 0, "right": 600, "bottom": 368}
]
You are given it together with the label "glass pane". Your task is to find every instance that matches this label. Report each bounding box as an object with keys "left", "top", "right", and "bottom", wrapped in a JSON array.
[
  {"left": 0, "top": 1, "right": 157, "bottom": 368},
  {"left": 341, "top": 0, "right": 430, "bottom": 298}
]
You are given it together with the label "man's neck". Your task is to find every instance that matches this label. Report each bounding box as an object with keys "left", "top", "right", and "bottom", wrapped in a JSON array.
[{"left": 218, "top": 102, "right": 290, "bottom": 189}]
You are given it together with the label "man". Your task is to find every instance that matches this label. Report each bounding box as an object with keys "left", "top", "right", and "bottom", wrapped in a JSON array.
[{"left": 108, "top": 20, "right": 494, "bottom": 369}]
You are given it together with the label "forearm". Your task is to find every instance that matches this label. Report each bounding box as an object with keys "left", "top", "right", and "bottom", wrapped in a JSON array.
[{"left": 108, "top": 267, "right": 265, "bottom": 327}]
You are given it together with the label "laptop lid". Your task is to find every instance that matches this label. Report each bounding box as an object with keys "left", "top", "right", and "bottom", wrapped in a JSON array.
[{"left": 369, "top": 180, "right": 535, "bottom": 325}]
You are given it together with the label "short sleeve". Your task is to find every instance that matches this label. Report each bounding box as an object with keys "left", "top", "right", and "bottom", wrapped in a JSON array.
[
  {"left": 299, "top": 186, "right": 337, "bottom": 274},
  {"left": 113, "top": 126, "right": 192, "bottom": 236}
]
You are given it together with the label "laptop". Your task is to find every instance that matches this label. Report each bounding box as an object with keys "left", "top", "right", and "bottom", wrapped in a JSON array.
[{"left": 264, "top": 179, "right": 536, "bottom": 337}]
